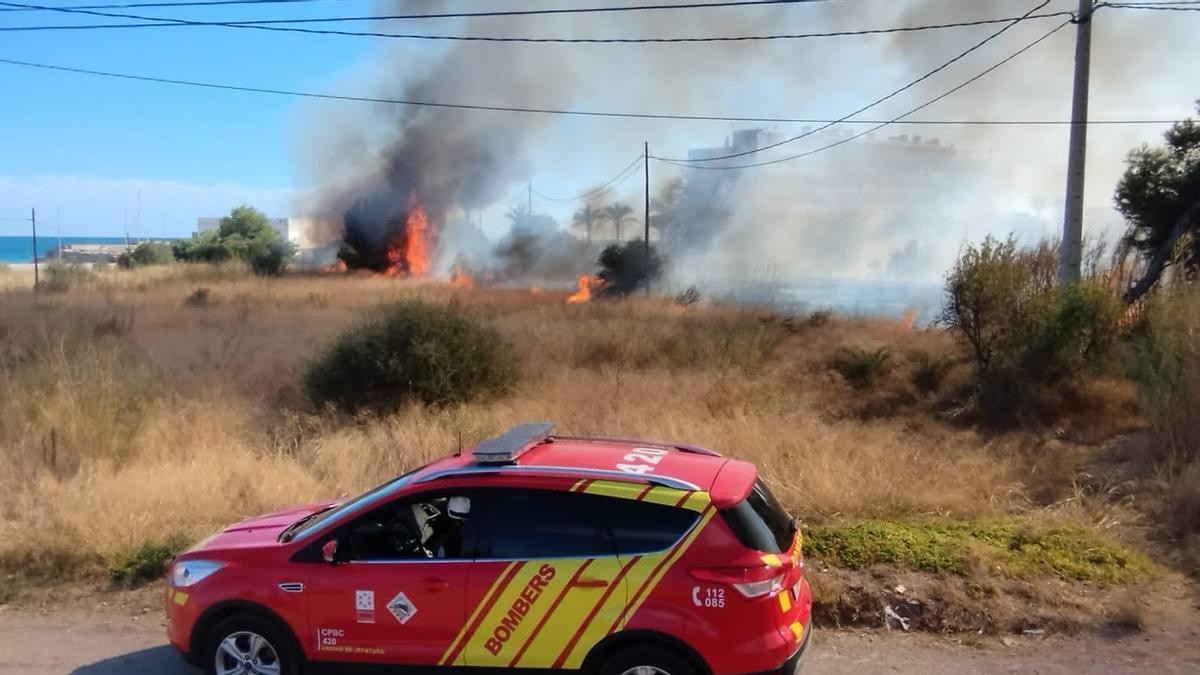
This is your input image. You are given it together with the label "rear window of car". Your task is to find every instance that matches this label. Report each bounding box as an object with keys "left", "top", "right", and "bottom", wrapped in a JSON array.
[
  {"left": 719, "top": 478, "right": 795, "bottom": 553},
  {"left": 600, "top": 497, "right": 699, "bottom": 555}
]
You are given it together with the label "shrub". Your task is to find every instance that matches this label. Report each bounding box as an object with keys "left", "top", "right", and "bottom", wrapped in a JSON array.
[
  {"left": 108, "top": 533, "right": 190, "bottom": 588},
  {"left": 118, "top": 241, "right": 175, "bottom": 268},
  {"left": 803, "top": 520, "right": 1151, "bottom": 583},
  {"left": 174, "top": 206, "right": 294, "bottom": 276},
  {"left": 1135, "top": 287, "right": 1200, "bottom": 469},
  {"left": 910, "top": 350, "right": 955, "bottom": 393},
  {"left": 832, "top": 346, "right": 892, "bottom": 389},
  {"left": 941, "top": 235, "right": 1122, "bottom": 426},
  {"left": 185, "top": 287, "right": 211, "bottom": 306},
  {"left": 39, "top": 261, "right": 94, "bottom": 292},
  {"left": 807, "top": 310, "right": 832, "bottom": 328},
  {"left": 304, "top": 300, "right": 517, "bottom": 411},
  {"left": 597, "top": 242, "right": 664, "bottom": 297}
]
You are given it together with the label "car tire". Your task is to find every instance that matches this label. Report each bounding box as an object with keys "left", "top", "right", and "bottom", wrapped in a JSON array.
[
  {"left": 202, "top": 611, "right": 303, "bottom": 675},
  {"left": 598, "top": 643, "right": 699, "bottom": 675}
]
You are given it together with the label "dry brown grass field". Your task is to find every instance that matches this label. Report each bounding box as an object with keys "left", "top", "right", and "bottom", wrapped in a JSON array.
[{"left": 0, "top": 264, "right": 1183, "bottom": 632}]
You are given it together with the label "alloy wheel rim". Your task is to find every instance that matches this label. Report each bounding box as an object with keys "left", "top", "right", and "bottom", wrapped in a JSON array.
[
  {"left": 620, "top": 667, "right": 671, "bottom": 675},
  {"left": 215, "top": 630, "right": 281, "bottom": 675}
]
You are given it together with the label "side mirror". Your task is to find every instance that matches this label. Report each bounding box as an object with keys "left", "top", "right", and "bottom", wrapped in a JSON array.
[{"left": 322, "top": 539, "right": 339, "bottom": 565}]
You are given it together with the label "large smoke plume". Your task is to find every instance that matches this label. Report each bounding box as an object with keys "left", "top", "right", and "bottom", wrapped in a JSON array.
[{"left": 296, "top": 0, "right": 1197, "bottom": 309}]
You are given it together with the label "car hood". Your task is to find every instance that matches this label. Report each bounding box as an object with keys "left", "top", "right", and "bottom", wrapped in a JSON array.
[{"left": 194, "top": 501, "right": 339, "bottom": 551}]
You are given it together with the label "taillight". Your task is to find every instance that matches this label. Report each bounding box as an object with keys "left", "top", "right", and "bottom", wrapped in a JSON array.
[{"left": 690, "top": 565, "right": 789, "bottom": 599}]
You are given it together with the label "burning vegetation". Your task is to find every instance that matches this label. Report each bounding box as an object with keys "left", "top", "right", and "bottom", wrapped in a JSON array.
[
  {"left": 566, "top": 275, "right": 604, "bottom": 304},
  {"left": 337, "top": 195, "right": 432, "bottom": 278}
]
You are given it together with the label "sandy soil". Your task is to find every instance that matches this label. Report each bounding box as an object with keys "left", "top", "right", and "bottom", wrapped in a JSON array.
[{"left": 0, "top": 590, "right": 1197, "bottom": 675}]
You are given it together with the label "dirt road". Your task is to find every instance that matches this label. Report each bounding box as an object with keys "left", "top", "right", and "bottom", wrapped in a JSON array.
[{"left": 1, "top": 602, "right": 1197, "bottom": 675}]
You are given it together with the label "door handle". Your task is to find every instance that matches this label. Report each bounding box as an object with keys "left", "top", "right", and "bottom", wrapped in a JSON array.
[{"left": 575, "top": 577, "right": 609, "bottom": 589}]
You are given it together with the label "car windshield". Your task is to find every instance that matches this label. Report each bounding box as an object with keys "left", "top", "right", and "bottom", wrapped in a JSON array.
[{"left": 282, "top": 466, "right": 424, "bottom": 542}]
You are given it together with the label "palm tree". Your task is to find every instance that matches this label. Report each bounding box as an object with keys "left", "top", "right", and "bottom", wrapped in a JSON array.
[
  {"left": 605, "top": 202, "right": 635, "bottom": 242},
  {"left": 572, "top": 204, "right": 601, "bottom": 245}
]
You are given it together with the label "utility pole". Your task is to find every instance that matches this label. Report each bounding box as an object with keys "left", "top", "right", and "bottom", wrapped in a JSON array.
[
  {"left": 31, "top": 208, "right": 39, "bottom": 288},
  {"left": 527, "top": 181, "right": 532, "bottom": 214},
  {"left": 56, "top": 206, "right": 63, "bottom": 262},
  {"left": 1060, "top": 0, "right": 1094, "bottom": 284},
  {"left": 643, "top": 142, "right": 651, "bottom": 296}
]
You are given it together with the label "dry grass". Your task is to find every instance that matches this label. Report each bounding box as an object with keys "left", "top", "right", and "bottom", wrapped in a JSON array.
[{"left": 0, "top": 269, "right": 1144, "bottom": 583}]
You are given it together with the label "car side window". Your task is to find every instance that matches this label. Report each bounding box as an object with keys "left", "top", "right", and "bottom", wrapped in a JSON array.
[
  {"left": 344, "top": 493, "right": 479, "bottom": 561},
  {"left": 478, "top": 489, "right": 612, "bottom": 559},
  {"left": 599, "top": 497, "right": 700, "bottom": 555}
]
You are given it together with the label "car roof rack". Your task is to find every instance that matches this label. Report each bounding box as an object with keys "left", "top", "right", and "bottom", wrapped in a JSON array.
[
  {"left": 552, "top": 434, "right": 723, "bottom": 458},
  {"left": 416, "top": 465, "right": 701, "bottom": 492},
  {"left": 470, "top": 422, "right": 556, "bottom": 465}
]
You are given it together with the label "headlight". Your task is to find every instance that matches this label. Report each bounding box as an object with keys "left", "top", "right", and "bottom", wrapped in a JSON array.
[{"left": 171, "top": 560, "right": 224, "bottom": 588}]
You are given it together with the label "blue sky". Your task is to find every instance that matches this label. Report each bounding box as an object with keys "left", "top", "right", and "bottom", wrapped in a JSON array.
[{"left": 0, "top": 0, "right": 1197, "bottom": 277}]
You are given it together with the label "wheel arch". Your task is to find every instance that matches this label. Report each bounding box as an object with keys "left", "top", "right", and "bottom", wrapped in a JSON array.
[
  {"left": 582, "top": 629, "right": 712, "bottom": 675},
  {"left": 189, "top": 599, "right": 304, "bottom": 664}
]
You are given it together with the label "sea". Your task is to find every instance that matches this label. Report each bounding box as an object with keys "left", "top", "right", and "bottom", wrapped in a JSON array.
[{"left": 0, "top": 236, "right": 130, "bottom": 264}]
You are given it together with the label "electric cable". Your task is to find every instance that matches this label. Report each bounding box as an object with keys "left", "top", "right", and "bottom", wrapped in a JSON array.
[
  {"left": 658, "top": 0, "right": 1053, "bottom": 164},
  {"left": 655, "top": 18, "right": 1073, "bottom": 170}
]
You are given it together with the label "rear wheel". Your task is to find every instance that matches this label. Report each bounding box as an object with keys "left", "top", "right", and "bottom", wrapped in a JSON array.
[
  {"left": 599, "top": 644, "right": 699, "bottom": 675},
  {"left": 203, "top": 612, "right": 301, "bottom": 675}
]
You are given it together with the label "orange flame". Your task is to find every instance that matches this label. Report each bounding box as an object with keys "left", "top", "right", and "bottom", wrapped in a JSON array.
[
  {"left": 449, "top": 263, "right": 475, "bottom": 289},
  {"left": 567, "top": 275, "right": 603, "bottom": 304},
  {"left": 897, "top": 309, "right": 918, "bottom": 331},
  {"left": 379, "top": 195, "right": 432, "bottom": 278}
]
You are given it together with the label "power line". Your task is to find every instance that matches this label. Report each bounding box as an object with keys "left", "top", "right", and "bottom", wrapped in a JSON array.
[
  {"left": 0, "top": 0, "right": 829, "bottom": 28},
  {"left": 655, "top": 18, "right": 1073, "bottom": 170},
  {"left": 1105, "top": 2, "right": 1200, "bottom": 10},
  {"left": 0, "top": 0, "right": 355, "bottom": 11},
  {"left": 0, "top": 55, "right": 1185, "bottom": 127},
  {"left": 0, "top": 0, "right": 1078, "bottom": 44},
  {"left": 533, "top": 154, "right": 646, "bottom": 203},
  {"left": 659, "top": 0, "right": 1053, "bottom": 164}
]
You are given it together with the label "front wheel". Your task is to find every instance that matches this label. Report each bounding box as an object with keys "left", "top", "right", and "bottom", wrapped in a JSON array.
[
  {"left": 599, "top": 644, "right": 699, "bottom": 675},
  {"left": 203, "top": 612, "right": 302, "bottom": 675}
]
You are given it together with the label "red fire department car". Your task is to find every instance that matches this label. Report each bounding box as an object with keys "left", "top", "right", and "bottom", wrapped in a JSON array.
[{"left": 166, "top": 423, "right": 812, "bottom": 675}]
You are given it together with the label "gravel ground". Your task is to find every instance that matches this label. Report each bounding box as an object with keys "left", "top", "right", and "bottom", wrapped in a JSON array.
[{"left": 1, "top": 599, "right": 1198, "bottom": 675}]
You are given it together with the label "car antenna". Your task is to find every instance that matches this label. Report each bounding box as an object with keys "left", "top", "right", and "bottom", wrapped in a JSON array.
[{"left": 456, "top": 429, "right": 463, "bottom": 456}]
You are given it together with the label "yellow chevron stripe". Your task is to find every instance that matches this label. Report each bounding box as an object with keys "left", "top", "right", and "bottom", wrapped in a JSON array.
[
  {"left": 440, "top": 561, "right": 519, "bottom": 665},
  {"left": 789, "top": 621, "right": 805, "bottom": 642},
  {"left": 506, "top": 557, "right": 624, "bottom": 668},
  {"left": 762, "top": 553, "right": 785, "bottom": 567},
  {"left": 555, "top": 555, "right": 639, "bottom": 669},
  {"left": 641, "top": 486, "right": 690, "bottom": 508},
  {"left": 615, "top": 505, "right": 717, "bottom": 631},
  {"left": 679, "top": 490, "right": 711, "bottom": 512},
  {"left": 582, "top": 480, "right": 645, "bottom": 500},
  {"left": 778, "top": 589, "right": 792, "bottom": 612}
]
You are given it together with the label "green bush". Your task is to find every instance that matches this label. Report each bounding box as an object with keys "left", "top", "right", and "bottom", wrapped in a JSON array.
[
  {"left": 304, "top": 300, "right": 517, "bottom": 411},
  {"left": 803, "top": 520, "right": 1151, "bottom": 583},
  {"left": 940, "top": 235, "right": 1122, "bottom": 426},
  {"left": 174, "top": 206, "right": 294, "bottom": 276},
  {"left": 109, "top": 533, "right": 190, "bottom": 588},
  {"left": 831, "top": 346, "right": 892, "bottom": 389},
  {"left": 118, "top": 241, "right": 175, "bottom": 269}
]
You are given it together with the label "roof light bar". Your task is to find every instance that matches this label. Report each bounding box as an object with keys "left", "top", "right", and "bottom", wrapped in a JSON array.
[{"left": 471, "top": 422, "right": 555, "bottom": 464}]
